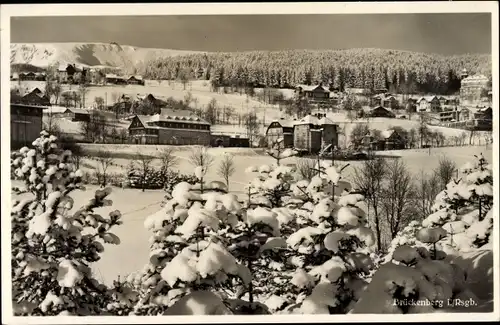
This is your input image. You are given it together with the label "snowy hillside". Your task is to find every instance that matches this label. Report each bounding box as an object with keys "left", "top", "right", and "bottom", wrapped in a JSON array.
[{"left": 10, "top": 43, "right": 204, "bottom": 68}]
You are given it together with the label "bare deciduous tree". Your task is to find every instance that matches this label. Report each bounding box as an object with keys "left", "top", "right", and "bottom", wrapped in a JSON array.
[
  {"left": 80, "top": 110, "right": 109, "bottom": 143},
  {"left": 381, "top": 159, "right": 415, "bottom": 239},
  {"left": 434, "top": 155, "right": 457, "bottom": 189},
  {"left": 415, "top": 169, "right": 441, "bottom": 220},
  {"left": 159, "top": 147, "right": 179, "bottom": 173},
  {"left": 217, "top": 154, "right": 236, "bottom": 191},
  {"left": 243, "top": 112, "right": 260, "bottom": 148},
  {"left": 189, "top": 146, "right": 215, "bottom": 192},
  {"left": 95, "top": 150, "right": 114, "bottom": 187},
  {"left": 296, "top": 158, "right": 317, "bottom": 181},
  {"left": 134, "top": 151, "right": 155, "bottom": 192},
  {"left": 352, "top": 157, "right": 387, "bottom": 252}
]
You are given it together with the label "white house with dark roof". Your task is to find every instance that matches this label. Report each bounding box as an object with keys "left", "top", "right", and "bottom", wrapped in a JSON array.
[{"left": 417, "top": 95, "right": 441, "bottom": 112}]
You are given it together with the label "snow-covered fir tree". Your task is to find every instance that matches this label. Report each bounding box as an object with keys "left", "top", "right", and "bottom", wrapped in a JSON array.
[
  {"left": 421, "top": 154, "right": 493, "bottom": 253},
  {"left": 129, "top": 176, "right": 252, "bottom": 315},
  {"left": 285, "top": 161, "right": 376, "bottom": 314},
  {"left": 244, "top": 157, "right": 376, "bottom": 314},
  {"left": 11, "top": 131, "right": 123, "bottom": 316}
]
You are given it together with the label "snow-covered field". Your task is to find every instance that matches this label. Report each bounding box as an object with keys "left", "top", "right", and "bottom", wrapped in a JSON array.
[
  {"left": 15, "top": 80, "right": 286, "bottom": 124},
  {"left": 78, "top": 144, "right": 493, "bottom": 189},
  {"left": 21, "top": 144, "right": 488, "bottom": 285}
]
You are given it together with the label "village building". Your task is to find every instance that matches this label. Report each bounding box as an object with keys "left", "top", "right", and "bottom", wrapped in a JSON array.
[
  {"left": 19, "top": 72, "right": 36, "bottom": 81},
  {"left": 379, "top": 129, "right": 407, "bottom": 150},
  {"left": 438, "top": 96, "right": 459, "bottom": 107},
  {"left": 293, "top": 115, "right": 339, "bottom": 154},
  {"left": 57, "top": 65, "right": 68, "bottom": 82},
  {"left": 63, "top": 108, "right": 91, "bottom": 122},
  {"left": 127, "top": 75, "right": 145, "bottom": 85},
  {"left": 20, "top": 88, "right": 51, "bottom": 107},
  {"left": 440, "top": 105, "right": 492, "bottom": 131},
  {"left": 210, "top": 125, "right": 250, "bottom": 147},
  {"left": 371, "top": 94, "right": 399, "bottom": 109},
  {"left": 367, "top": 106, "right": 396, "bottom": 118},
  {"left": 437, "top": 109, "right": 461, "bottom": 123},
  {"left": 64, "top": 64, "right": 88, "bottom": 83},
  {"left": 361, "top": 129, "right": 406, "bottom": 151},
  {"left": 105, "top": 74, "right": 127, "bottom": 85},
  {"left": 137, "top": 94, "right": 168, "bottom": 108},
  {"left": 10, "top": 72, "right": 20, "bottom": 81},
  {"left": 128, "top": 109, "right": 211, "bottom": 145},
  {"left": 417, "top": 96, "right": 441, "bottom": 112},
  {"left": 210, "top": 134, "right": 250, "bottom": 148},
  {"left": 460, "top": 74, "right": 490, "bottom": 104},
  {"left": 295, "top": 84, "right": 331, "bottom": 101},
  {"left": 11, "top": 103, "right": 46, "bottom": 149},
  {"left": 34, "top": 72, "right": 47, "bottom": 81},
  {"left": 265, "top": 119, "right": 296, "bottom": 149},
  {"left": 345, "top": 88, "right": 369, "bottom": 95}
]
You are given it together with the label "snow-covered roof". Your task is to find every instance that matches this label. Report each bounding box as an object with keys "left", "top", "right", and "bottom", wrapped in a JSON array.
[
  {"left": 270, "top": 119, "right": 296, "bottom": 128},
  {"left": 381, "top": 129, "right": 395, "bottom": 139},
  {"left": 318, "top": 116, "right": 336, "bottom": 125},
  {"left": 461, "top": 74, "right": 489, "bottom": 83},
  {"left": 128, "top": 75, "right": 143, "bottom": 80},
  {"left": 65, "top": 108, "right": 91, "bottom": 115},
  {"left": 296, "top": 84, "right": 330, "bottom": 92},
  {"left": 137, "top": 112, "right": 210, "bottom": 126},
  {"left": 106, "top": 73, "right": 126, "bottom": 79},
  {"left": 61, "top": 89, "right": 79, "bottom": 96},
  {"left": 296, "top": 115, "right": 320, "bottom": 125},
  {"left": 417, "top": 96, "right": 438, "bottom": 103},
  {"left": 345, "top": 87, "right": 368, "bottom": 94}
]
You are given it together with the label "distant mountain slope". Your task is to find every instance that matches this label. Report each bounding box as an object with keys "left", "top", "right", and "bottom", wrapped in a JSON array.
[{"left": 10, "top": 42, "right": 205, "bottom": 68}]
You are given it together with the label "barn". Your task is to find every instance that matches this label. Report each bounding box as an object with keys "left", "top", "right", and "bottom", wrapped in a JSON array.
[
  {"left": 128, "top": 109, "right": 211, "bottom": 145},
  {"left": 21, "top": 89, "right": 51, "bottom": 107},
  {"left": 367, "top": 106, "right": 396, "bottom": 118},
  {"left": 11, "top": 104, "right": 45, "bottom": 149},
  {"left": 64, "top": 108, "right": 91, "bottom": 122},
  {"left": 210, "top": 133, "right": 250, "bottom": 147},
  {"left": 127, "top": 75, "right": 145, "bottom": 85},
  {"left": 265, "top": 119, "right": 296, "bottom": 148},
  {"left": 293, "top": 115, "right": 339, "bottom": 154}
]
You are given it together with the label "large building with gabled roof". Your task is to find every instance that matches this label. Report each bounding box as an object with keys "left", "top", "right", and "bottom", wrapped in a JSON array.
[{"left": 128, "top": 109, "right": 211, "bottom": 145}]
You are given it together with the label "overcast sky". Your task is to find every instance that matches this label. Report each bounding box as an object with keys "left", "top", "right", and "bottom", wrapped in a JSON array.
[{"left": 10, "top": 13, "right": 492, "bottom": 55}]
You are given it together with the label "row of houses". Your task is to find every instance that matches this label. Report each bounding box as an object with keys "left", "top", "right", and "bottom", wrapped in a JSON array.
[
  {"left": 10, "top": 72, "right": 47, "bottom": 81},
  {"left": 104, "top": 74, "right": 145, "bottom": 85},
  {"left": 11, "top": 63, "right": 145, "bottom": 86}
]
